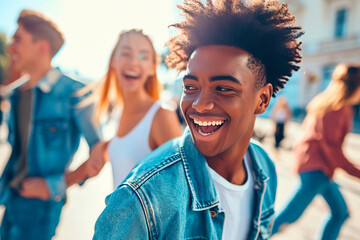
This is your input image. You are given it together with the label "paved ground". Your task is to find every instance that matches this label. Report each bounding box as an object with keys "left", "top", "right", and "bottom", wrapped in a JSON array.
[
  {"left": 254, "top": 118, "right": 360, "bottom": 240},
  {"left": 0, "top": 117, "right": 359, "bottom": 239}
]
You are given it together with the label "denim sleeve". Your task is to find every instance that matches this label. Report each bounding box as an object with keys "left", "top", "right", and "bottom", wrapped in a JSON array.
[
  {"left": 45, "top": 174, "right": 66, "bottom": 201},
  {"left": 93, "top": 185, "right": 149, "bottom": 239},
  {"left": 6, "top": 96, "right": 15, "bottom": 146},
  {"left": 71, "top": 90, "right": 102, "bottom": 149}
]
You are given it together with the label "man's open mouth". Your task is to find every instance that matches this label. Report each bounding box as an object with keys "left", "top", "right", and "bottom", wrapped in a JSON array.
[{"left": 193, "top": 118, "right": 225, "bottom": 136}]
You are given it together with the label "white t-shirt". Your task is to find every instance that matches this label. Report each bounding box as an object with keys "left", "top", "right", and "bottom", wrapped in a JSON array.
[{"left": 208, "top": 151, "right": 255, "bottom": 240}]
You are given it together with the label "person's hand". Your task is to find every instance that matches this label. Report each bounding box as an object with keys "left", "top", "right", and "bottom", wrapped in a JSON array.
[
  {"left": 19, "top": 177, "right": 50, "bottom": 200},
  {"left": 87, "top": 141, "right": 109, "bottom": 177}
]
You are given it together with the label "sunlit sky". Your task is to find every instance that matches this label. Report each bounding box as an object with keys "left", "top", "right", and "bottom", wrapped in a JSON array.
[{"left": 0, "top": 0, "right": 181, "bottom": 82}]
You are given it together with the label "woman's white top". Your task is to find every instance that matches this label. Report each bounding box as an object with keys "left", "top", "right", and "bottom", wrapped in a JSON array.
[
  {"left": 208, "top": 151, "right": 255, "bottom": 240},
  {"left": 108, "top": 102, "right": 161, "bottom": 189}
]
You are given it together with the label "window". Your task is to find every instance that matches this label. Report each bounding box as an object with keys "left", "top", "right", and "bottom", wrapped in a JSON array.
[
  {"left": 322, "top": 65, "right": 335, "bottom": 90},
  {"left": 334, "top": 8, "right": 348, "bottom": 38}
]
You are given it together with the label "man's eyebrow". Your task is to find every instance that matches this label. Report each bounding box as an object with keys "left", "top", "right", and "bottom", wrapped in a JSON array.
[
  {"left": 183, "top": 74, "right": 198, "bottom": 81},
  {"left": 210, "top": 75, "right": 240, "bottom": 84},
  {"left": 183, "top": 74, "right": 241, "bottom": 84}
]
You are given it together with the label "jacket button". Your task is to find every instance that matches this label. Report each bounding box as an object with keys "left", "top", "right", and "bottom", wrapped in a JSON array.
[{"left": 210, "top": 210, "right": 217, "bottom": 217}]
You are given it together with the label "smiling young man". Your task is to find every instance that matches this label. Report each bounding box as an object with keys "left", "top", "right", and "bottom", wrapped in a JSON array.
[
  {"left": 93, "top": 0, "right": 302, "bottom": 239},
  {"left": 0, "top": 9, "right": 103, "bottom": 240}
]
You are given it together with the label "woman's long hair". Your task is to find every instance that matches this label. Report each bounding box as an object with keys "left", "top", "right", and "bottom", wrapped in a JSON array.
[
  {"left": 81, "top": 29, "right": 161, "bottom": 124},
  {"left": 307, "top": 64, "right": 360, "bottom": 117}
]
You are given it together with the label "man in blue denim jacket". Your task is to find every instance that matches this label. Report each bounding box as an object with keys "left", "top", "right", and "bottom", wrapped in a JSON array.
[
  {"left": 94, "top": 0, "right": 303, "bottom": 239},
  {"left": 0, "top": 9, "right": 103, "bottom": 240}
]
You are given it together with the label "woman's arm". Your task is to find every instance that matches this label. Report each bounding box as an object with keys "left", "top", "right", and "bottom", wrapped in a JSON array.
[
  {"left": 320, "top": 106, "right": 360, "bottom": 178},
  {"left": 65, "top": 141, "right": 109, "bottom": 187}
]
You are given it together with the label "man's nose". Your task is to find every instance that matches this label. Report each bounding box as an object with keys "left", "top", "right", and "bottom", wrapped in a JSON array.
[{"left": 192, "top": 90, "right": 214, "bottom": 113}]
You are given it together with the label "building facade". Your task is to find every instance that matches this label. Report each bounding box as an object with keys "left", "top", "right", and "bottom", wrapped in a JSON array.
[{"left": 269, "top": 0, "right": 360, "bottom": 132}]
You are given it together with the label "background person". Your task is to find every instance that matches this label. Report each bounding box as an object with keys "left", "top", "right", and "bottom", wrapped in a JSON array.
[
  {"left": 86, "top": 29, "right": 182, "bottom": 189},
  {"left": 0, "top": 9, "right": 103, "bottom": 240},
  {"left": 272, "top": 64, "right": 360, "bottom": 240},
  {"left": 271, "top": 96, "right": 292, "bottom": 149}
]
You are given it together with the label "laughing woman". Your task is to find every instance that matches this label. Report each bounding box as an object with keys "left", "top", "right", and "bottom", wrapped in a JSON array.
[{"left": 87, "top": 29, "right": 182, "bottom": 189}]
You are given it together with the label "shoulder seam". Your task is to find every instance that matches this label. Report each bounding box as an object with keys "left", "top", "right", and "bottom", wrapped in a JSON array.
[{"left": 127, "top": 154, "right": 182, "bottom": 190}]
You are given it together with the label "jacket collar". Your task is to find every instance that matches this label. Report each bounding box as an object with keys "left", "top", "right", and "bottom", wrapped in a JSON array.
[
  {"left": 179, "top": 128, "right": 219, "bottom": 211},
  {"left": 2, "top": 68, "right": 61, "bottom": 97},
  {"left": 248, "top": 139, "right": 270, "bottom": 185},
  {"left": 179, "top": 128, "right": 270, "bottom": 211},
  {"left": 36, "top": 67, "right": 62, "bottom": 93}
]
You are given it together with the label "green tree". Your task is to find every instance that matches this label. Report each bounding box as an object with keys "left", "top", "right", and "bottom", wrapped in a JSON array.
[{"left": 0, "top": 32, "right": 10, "bottom": 84}]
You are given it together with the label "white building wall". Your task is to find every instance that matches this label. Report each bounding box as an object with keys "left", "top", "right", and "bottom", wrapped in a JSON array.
[{"left": 281, "top": 0, "right": 360, "bottom": 110}]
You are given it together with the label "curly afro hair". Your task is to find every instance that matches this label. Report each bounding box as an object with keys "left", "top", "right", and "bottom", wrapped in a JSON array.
[{"left": 166, "top": 0, "right": 303, "bottom": 96}]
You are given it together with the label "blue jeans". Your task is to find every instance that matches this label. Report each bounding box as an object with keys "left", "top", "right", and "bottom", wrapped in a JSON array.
[
  {"left": 272, "top": 170, "right": 349, "bottom": 240},
  {"left": 0, "top": 192, "right": 64, "bottom": 240}
]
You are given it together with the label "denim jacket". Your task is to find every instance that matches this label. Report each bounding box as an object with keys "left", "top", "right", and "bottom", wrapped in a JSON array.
[
  {"left": 0, "top": 68, "right": 101, "bottom": 204},
  {"left": 94, "top": 129, "right": 277, "bottom": 240}
]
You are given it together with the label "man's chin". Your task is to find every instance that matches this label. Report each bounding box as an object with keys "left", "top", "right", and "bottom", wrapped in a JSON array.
[{"left": 194, "top": 143, "right": 219, "bottom": 158}]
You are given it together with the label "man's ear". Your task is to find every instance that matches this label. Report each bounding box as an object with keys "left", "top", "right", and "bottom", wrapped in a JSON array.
[
  {"left": 255, "top": 83, "right": 273, "bottom": 114},
  {"left": 37, "top": 39, "right": 51, "bottom": 58}
]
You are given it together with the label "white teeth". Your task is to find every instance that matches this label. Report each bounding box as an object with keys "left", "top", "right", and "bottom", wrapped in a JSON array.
[
  {"left": 124, "top": 71, "right": 138, "bottom": 78},
  {"left": 126, "top": 74, "right": 138, "bottom": 78},
  {"left": 193, "top": 119, "right": 224, "bottom": 126}
]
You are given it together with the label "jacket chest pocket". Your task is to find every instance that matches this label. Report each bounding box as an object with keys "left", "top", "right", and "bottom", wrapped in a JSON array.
[{"left": 40, "top": 119, "right": 69, "bottom": 150}]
